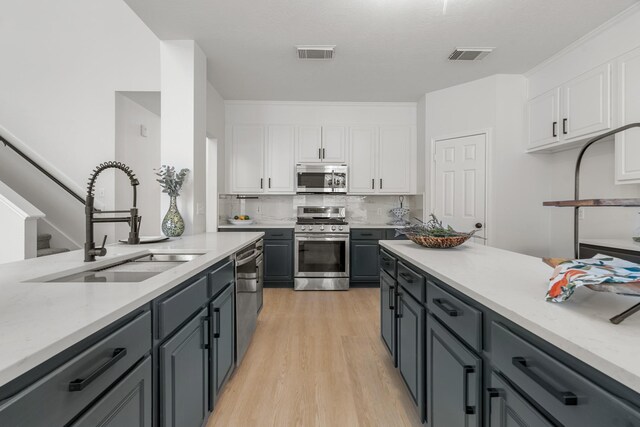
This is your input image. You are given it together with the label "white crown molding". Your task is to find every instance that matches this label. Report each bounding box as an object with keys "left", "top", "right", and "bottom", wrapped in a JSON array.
[
  {"left": 524, "top": 3, "right": 640, "bottom": 77},
  {"left": 223, "top": 100, "right": 417, "bottom": 108}
]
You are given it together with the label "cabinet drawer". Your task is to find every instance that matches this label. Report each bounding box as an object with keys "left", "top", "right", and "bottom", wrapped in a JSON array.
[
  {"left": 491, "top": 322, "right": 640, "bottom": 426},
  {"left": 351, "top": 229, "right": 385, "bottom": 240},
  {"left": 397, "top": 261, "right": 425, "bottom": 303},
  {"left": 427, "top": 281, "right": 482, "bottom": 352},
  {"left": 157, "top": 276, "right": 208, "bottom": 340},
  {"left": 380, "top": 250, "right": 397, "bottom": 278},
  {"left": 263, "top": 229, "right": 293, "bottom": 240},
  {"left": 488, "top": 372, "right": 552, "bottom": 427},
  {"left": 0, "top": 311, "right": 151, "bottom": 427},
  {"left": 208, "top": 259, "right": 234, "bottom": 298}
]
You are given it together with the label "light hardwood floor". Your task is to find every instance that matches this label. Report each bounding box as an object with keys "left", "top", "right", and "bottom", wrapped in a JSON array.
[{"left": 207, "top": 288, "right": 422, "bottom": 427}]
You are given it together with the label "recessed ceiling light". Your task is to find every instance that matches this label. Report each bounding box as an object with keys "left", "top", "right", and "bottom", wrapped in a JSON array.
[{"left": 296, "top": 45, "right": 336, "bottom": 60}]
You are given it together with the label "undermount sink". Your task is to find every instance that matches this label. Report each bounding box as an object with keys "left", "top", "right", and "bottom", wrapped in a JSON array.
[{"left": 40, "top": 252, "right": 204, "bottom": 283}]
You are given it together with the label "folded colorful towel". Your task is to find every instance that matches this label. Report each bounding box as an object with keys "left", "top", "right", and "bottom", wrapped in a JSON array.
[{"left": 546, "top": 255, "right": 640, "bottom": 302}]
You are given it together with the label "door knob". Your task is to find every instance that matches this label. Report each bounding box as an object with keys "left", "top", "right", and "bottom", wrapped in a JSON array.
[{"left": 475, "top": 223, "right": 483, "bottom": 229}]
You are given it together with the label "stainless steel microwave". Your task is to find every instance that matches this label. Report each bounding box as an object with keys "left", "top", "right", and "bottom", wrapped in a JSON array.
[{"left": 296, "top": 164, "right": 347, "bottom": 194}]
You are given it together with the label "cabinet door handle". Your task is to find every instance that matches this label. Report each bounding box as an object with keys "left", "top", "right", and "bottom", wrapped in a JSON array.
[
  {"left": 552, "top": 121, "right": 558, "bottom": 137},
  {"left": 380, "top": 178, "right": 383, "bottom": 189},
  {"left": 512, "top": 357, "right": 578, "bottom": 405},
  {"left": 463, "top": 366, "right": 476, "bottom": 415},
  {"left": 318, "top": 148, "right": 322, "bottom": 159},
  {"left": 396, "top": 293, "right": 403, "bottom": 318},
  {"left": 562, "top": 118, "right": 568, "bottom": 135},
  {"left": 68, "top": 348, "right": 127, "bottom": 391},
  {"left": 213, "top": 308, "right": 221, "bottom": 338},
  {"left": 322, "top": 148, "right": 326, "bottom": 159},
  {"left": 260, "top": 178, "right": 263, "bottom": 189},
  {"left": 268, "top": 177, "right": 271, "bottom": 188},
  {"left": 433, "top": 298, "right": 460, "bottom": 317},
  {"left": 202, "top": 316, "right": 210, "bottom": 350},
  {"left": 389, "top": 285, "right": 395, "bottom": 310},
  {"left": 487, "top": 388, "right": 503, "bottom": 426},
  {"left": 372, "top": 178, "right": 375, "bottom": 190},
  {"left": 399, "top": 272, "right": 413, "bottom": 283}
]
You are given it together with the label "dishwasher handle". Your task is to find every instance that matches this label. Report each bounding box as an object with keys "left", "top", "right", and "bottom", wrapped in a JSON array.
[{"left": 236, "top": 248, "right": 261, "bottom": 267}]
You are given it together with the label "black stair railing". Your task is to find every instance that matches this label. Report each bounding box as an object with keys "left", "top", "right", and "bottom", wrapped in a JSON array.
[{"left": 0, "top": 133, "right": 86, "bottom": 205}]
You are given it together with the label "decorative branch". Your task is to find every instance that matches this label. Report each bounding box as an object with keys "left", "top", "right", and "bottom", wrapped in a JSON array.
[{"left": 155, "top": 165, "right": 189, "bottom": 197}]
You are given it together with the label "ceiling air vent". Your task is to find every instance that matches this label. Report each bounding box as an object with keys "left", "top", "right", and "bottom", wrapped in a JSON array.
[
  {"left": 448, "top": 47, "right": 494, "bottom": 61},
  {"left": 297, "top": 45, "right": 335, "bottom": 60}
]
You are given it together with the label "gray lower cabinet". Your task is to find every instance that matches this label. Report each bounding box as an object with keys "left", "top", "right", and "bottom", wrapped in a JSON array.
[
  {"left": 380, "top": 270, "right": 397, "bottom": 364},
  {"left": 159, "top": 308, "right": 210, "bottom": 427},
  {"left": 426, "top": 314, "right": 481, "bottom": 427},
  {"left": 263, "top": 239, "right": 293, "bottom": 282},
  {"left": 71, "top": 356, "right": 152, "bottom": 427},
  {"left": 210, "top": 283, "right": 235, "bottom": 408},
  {"left": 487, "top": 372, "right": 553, "bottom": 427},
  {"left": 397, "top": 286, "right": 426, "bottom": 422},
  {"left": 351, "top": 240, "right": 381, "bottom": 282}
]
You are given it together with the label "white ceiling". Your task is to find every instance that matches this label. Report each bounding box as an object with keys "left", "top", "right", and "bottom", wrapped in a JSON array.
[{"left": 123, "top": 0, "right": 638, "bottom": 101}]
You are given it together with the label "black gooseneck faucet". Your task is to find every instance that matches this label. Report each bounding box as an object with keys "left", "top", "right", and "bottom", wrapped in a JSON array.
[{"left": 85, "top": 161, "right": 141, "bottom": 262}]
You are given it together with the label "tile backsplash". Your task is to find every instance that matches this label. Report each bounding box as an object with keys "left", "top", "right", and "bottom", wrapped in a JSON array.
[{"left": 218, "top": 194, "right": 423, "bottom": 226}]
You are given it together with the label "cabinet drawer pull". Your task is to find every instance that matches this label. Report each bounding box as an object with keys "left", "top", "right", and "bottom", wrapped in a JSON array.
[
  {"left": 361, "top": 233, "right": 373, "bottom": 237},
  {"left": 552, "top": 121, "right": 558, "bottom": 137},
  {"left": 433, "top": 298, "right": 460, "bottom": 317},
  {"left": 68, "top": 348, "right": 127, "bottom": 391},
  {"left": 463, "top": 366, "right": 476, "bottom": 415},
  {"left": 512, "top": 357, "right": 578, "bottom": 405},
  {"left": 562, "top": 118, "right": 568, "bottom": 135},
  {"left": 399, "top": 272, "right": 413, "bottom": 283},
  {"left": 213, "top": 308, "right": 221, "bottom": 338},
  {"left": 271, "top": 233, "right": 284, "bottom": 237}
]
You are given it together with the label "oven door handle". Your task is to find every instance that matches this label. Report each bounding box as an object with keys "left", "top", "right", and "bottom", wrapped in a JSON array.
[
  {"left": 295, "top": 235, "right": 349, "bottom": 242},
  {"left": 236, "top": 249, "right": 261, "bottom": 267}
]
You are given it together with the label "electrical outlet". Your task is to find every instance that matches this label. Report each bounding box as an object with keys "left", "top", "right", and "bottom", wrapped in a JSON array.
[
  {"left": 578, "top": 208, "right": 585, "bottom": 220},
  {"left": 196, "top": 203, "right": 205, "bottom": 215},
  {"left": 140, "top": 124, "right": 148, "bottom": 137},
  {"left": 98, "top": 188, "right": 105, "bottom": 198}
]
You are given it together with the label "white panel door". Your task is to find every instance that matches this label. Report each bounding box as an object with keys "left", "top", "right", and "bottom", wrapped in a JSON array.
[
  {"left": 616, "top": 47, "right": 640, "bottom": 184},
  {"left": 266, "top": 125, "right": 295, "bottom": 193},
  {"left": 348, "top": 127, "right": 377, "bottom": 194},
  {"left": 322, "top": 126, "right": 346, "bottom": 163},
  {"left": 296, "top": 126, "right": 322, "bottom": 163},
  {"left": 527, "top": 88, "right": 560, "bottom": 149},
  {"left": 433, "top": 133, "right": 486, "bottom": 242},
  {"left": 231, "top": 125, "right": 265, "bottom": 193},
  {"left": 378, "top": 126, "right": 412, "bottom": 194},
  {"left": 562, "top": 63, "right": 611, "bottom": 141}
]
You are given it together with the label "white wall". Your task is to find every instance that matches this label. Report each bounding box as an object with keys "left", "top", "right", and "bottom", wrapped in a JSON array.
[
  {"left": 0, "top": 179, "right": 44, "bottom": 264},
  {"left": 424, "top": 75, "right": 552, "bottom": 257},
  {"left": 527, "top": 4, "right": 640, "bottom": 257},
  {"left": 115, "top": 92, "right": 161, "bottom": 239},
  {"left": 0, "top": 0, "right": 160, "bottom": 245}
]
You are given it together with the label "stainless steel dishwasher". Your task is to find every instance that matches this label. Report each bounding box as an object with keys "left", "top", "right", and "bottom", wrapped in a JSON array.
[{"left": 235, "top": 240, "right": 263, "bottom": 363}]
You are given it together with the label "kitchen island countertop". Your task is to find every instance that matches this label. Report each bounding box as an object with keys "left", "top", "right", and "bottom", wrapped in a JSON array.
[
  {"left": 0, "top": 232, "right": 263, "bottom": 388},
  {"left": 380, "top": 240, "right": 640, "bottom": 393}
]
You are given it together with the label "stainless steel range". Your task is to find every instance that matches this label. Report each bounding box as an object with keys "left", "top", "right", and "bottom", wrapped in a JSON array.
[{"left": 294, "top": 206, "right": 350, "bottom": 291}]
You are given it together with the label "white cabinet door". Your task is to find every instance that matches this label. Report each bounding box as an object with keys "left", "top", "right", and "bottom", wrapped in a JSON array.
[
  {"left": 616, "top": 48, "right": 640, "bottom": 184},
  {"left": 297, "top": 126, "right": 322, "bottom": 163},
  {"left": 348, "top": 127, "right": 377, "bottom": 194},
  {"left": 527, "top": 88, "right": 560, "bottom": 148},
  {"left": 562, "top": 63, "right": 611, "bottom": 140},
  {"left": 230, "top": 125, "right": 264, "bottom": 193},
  {"left": 378, "top": 126, "right": 412, "bottom": 194},
  {"left": 322, "top": 126, "right": 346, "bottom": 163},
  {"left": 266, "top": 125, "right": 295, "bottom": 193}
]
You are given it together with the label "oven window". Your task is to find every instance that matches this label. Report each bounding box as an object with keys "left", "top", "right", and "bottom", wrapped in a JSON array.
[
  {"left": 298, "top": 240, "right": 346, "bottom": 273},
  {"left": 297, "top": 173, "right": 330, "bottom": 189}
]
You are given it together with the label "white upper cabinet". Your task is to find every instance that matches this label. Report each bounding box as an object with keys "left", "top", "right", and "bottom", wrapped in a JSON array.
[
  {"left": 296, "top": 126, "right": 322, "bottom": 163},
  {"left": 230, "top": 125, "right": 265, "bottom": 193},
  {"left": 321, "top": 126, "right": 346, "bottom": 163},
  {"left": 615, "top": 47, "right": 640, "bottom": 184},
  {"left": 296, "top": 126, "right": 346, "bottom": 163},
  {"left": 526, "top": 63, "right": 611, "bottom": 152},
  {"left": 378, "top": 126, "right": 413, "bottom": 194},
  {"left": 527, "top": 88, "right": 560, "bottom": 149},
  {"left": 266, "top": 125, "right": 296, "bottom": 193},
  {"left": 562, "top": 63, "right": 611, "bottom": 141},
  {"left": 348, "top": 127, "right": 377, "bottom": 194}
]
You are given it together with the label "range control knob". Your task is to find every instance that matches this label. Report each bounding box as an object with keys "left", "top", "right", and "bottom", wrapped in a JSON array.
[
  {"left": 331, "top": 225, "right": 336, "bottom": 231},
  {"left": 320, "top": 225, "right": 325, "bottom": 231},
  {"left": 300, "top": 226, "right": 306, "bottom": 231},
  {"left": 338, "top": 226, "right": 344, "bottom": 231},
  {"left": 308, "top": 225, "right": 313, "bottom": 231}
]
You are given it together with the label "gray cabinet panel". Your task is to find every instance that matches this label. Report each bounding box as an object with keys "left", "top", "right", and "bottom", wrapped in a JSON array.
[
  {"left": 385, "top": 229, "right": 408, "bottom": 240},
  {"left": 491, "top": 322, "right": 640, "bottom": 427},
  {"left": 427, "top": 315, "right": 481, "bottom": 427},
  {"left": 397, "top": 261, "right": 426, "bottom": 303},
  {"left": 264, "top": 239, "right": 293, "bottom": 282},
  {"left": 160, "top": 308, "right": 210, "bottom": 427},
  {"left": 487, "top": 372, "right": 553, "bottom": 427},
  {"left": 380, "top": 270, "right": 397, "bottom": 364},
  {"left": 71, "top": 356, "right": 152, "bottom": 427},
  {"left": 380, "top": 249, "right": 397, "bottom": 277},
  {"left": 210, "top": 284, "right": 236, "bottom": 408},
  {"left": 263, "top": 229, "right": 293, "bottom": 240},
  {"left": 157, "top": 276, "right": 208, "bottom": 340},
  {"left": 397, "top": 287, "right": 425, "bottom": 422},
  {"left": 208, "top": 259, "right": 234, "bottom": 298},
  {"left": 351, "top": 240, "right": 380, "bottom": 282},
  {"left": 0, "top": 311, "right": 151, "bottom": 427},
  {"left": 351, "top": 229, "right": 385, "bottom": 240}
]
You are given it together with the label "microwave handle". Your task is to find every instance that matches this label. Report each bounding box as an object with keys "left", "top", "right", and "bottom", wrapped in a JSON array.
[{"left": 331, "top": 170, "right": 335, "bottom": 192}]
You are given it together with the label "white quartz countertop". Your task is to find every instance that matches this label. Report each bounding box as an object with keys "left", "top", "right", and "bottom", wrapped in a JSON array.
[
  {"left": 218, "top": 222, "right": 295, "bottom": 229},
  {"left": 379, "top": 240, "right": 640, "bottom": 392},
  {"left": 581, "top": 238, "right": 640, "bottom": 253},
  {"left": 350, "top": 224, "right": 407, "bottom": 229},
  {"left": 0, "top": 232, "right": 263, "bottom": 389}
]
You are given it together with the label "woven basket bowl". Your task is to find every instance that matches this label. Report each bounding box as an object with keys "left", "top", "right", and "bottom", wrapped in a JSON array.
[{"left": 406, "top": 233, "right": 472, "bottom": 249}]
